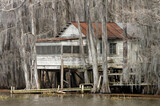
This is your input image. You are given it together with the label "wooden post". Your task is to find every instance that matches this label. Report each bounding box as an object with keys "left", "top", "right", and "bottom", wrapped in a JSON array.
[
  {"left": 42, "top": 70, "right": 44, "bottom": 88},
  {"left": 46, "top": 71, "right": 51, "bottom": 87},
  {"left": 51, "top": 72, "right": 56, "bottom": 88},
  {"left": 11, "top": 86, "right": 13, "bottom": 94},
  {"left": 69, "top": 69, "right": 71, "bottom": 88},
  {"left": 38, "top": 70, "right": 41, "bottom": 89},
  {"left": 54, "top": 72, "right": 57, "bottom": 88},
  {"left": 97, "top": 75, "right": 103, "bottom": 90},
  {"left": 58, "top": 85, "right": 60, "bottom": 91},
  {"left": 13, "top": 87, "right": 15, "bottom": 90},
  {"left": 61, "top": 56, "right": 64, "bottom": 89},
  {"left": 81, "top": 84, "right": 84, "bottom": 94}
]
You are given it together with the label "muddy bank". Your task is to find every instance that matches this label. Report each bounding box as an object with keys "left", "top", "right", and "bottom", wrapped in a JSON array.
[{"left": 0, "top": 89, "right": 10, "bottom": 93}]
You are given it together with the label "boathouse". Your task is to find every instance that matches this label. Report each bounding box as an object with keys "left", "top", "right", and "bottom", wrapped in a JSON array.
[{"left": 36, "top": 22, "right": 138, "bottom": 89}]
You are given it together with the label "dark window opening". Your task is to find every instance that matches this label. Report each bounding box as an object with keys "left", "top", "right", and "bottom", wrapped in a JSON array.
[
  {"left": 36, "top": 46, "right": 61, "bottom": 55},
  {"left": 110, "top": 43, "right": 116, "bottom": 55},
  {"left": 73, "top": 46, "right": 80, "bottom": 53},
  {"left": 74, "top": 46, "right": 88, "bottom": 54},
  {"left": 56, "top": 46, "right": 61, "bottom": 54},
  {"left": 63, "top": 46, "right": 71, "bottom": 53},
  {"left": 52, "top": 46, "right": 61, "bottom": 54},
  {"left": 84, "top": 46, "right": 88, "bottom": 54},
  {"left": 37, "top": 45, "right": 88, "bottom": 55},
  {"left": 36, "top": 46, "right": 41, "bottom": 54}
]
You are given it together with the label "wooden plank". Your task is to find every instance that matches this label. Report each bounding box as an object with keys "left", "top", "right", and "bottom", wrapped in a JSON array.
[
  {"left": 108, "top": 73, "right": 136, "bottom": 76},
  {"left": 75, "top": 72, "right": 83, "bottom": 81},
  {"left": 11, "top": 89, "right": 160, "bottom": 98},
  {"left": 109, "top": 83, "right": 151, "bottom": 86},
  {"left": 12, "top": 88, "right": 92, "bottom": 94}
]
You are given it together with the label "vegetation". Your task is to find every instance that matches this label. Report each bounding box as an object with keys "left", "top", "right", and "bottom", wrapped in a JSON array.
[{"left": 0, "top": 95, "right": 9, "bottom": 100}]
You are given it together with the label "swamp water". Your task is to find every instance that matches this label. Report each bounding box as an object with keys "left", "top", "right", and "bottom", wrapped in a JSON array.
[{"left": 0, "top": 92, "right": 160, "bottom": 106}]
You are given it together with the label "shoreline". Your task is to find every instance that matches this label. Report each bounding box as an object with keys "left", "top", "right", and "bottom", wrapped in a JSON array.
[
  {"left": 0, "top": 89, "right": 10, "bottom": 93},
  {"left": 0, "top": 89, "right": 160, "bottom": 99}
]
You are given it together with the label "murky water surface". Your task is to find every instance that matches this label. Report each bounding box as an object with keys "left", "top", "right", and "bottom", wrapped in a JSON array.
[{"left": 0, "top": 92, "right": 160, "bottom": 106}]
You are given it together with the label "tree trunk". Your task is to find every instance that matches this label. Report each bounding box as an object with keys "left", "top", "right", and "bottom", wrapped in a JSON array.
[
  {"left": 100, "top": 0, "right": 111, "bottom": 93},
  {"left": 29, "top": 0, "right": 39, "bottom": 89},
  {"left": 88, "top": 21, "right": 99, "bottom": 93},
  {"left": 122, "top": 23, "right": 129, "bottom": 83},
  {"left": 19, "top": 9, "right": 31, "bottom": 89},
  {"left": 122, "top": 0, "right": 128, "bottom": 83}
]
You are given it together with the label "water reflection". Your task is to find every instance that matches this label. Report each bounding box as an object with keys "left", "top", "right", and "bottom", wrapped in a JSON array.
[{"left": 0, "top": 93, "right": 160, "bottom": 106}]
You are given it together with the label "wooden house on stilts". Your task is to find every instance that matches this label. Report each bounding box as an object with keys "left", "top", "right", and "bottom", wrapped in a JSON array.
[{"left": 36, "top": 22, "right": 140, "bottom": 90}]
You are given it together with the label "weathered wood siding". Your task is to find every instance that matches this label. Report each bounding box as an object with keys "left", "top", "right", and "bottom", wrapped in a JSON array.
[
  {"left": 36, "top": 39, "right": 88, "bottom": 69},
  {"left": 36, "top": 38, "right": 138, "bottom": 69},
  {"left": 97, "top": 40, "right": 124, "bottom": 68},
  {"left": 60, "top": 24, "right": 85, "bottom": 38}
]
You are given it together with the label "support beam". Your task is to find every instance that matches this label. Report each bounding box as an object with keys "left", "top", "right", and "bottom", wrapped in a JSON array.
[
  {"left": 38, "top": 70, "right": 41, "bottom": 89},
  {"left": 69, "top": 69, "right": 71, "bottom": 88},
  {"left": 72, "top": 72, "right": 77, "bottom": 87},
  {"left": 54, "top": 72, "right": 58, "bottom": 88},
  {"left": 75, "top": 72, "right": 84, "bottom": 81},
  {"left": 51, "top": 72, "right": 56, "bottom": 88},
  {"left": 46, "top": 71, "right": 51, "bottom": 87},
  {"left": 61, "top": 57, "right": 64, "bottom": 89},
  {"left": 42, "top": 70, "right": 45, "bottom": 88}
]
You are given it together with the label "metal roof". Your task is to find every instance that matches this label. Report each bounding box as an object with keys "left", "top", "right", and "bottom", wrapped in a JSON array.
[
  {"left": 37, "top": 22, "right": 123, "bottom": 42},
  {"left": 72, "top": 22, "right": 123, "bottom": 39}
]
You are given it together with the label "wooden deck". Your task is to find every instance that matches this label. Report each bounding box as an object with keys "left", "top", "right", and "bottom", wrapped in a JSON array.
[
  {"left": 11, "top": 71, "right": 152, "bottom": 94},
  {"left": 11, "top": 88, "right": 92, "bottom": 94}
]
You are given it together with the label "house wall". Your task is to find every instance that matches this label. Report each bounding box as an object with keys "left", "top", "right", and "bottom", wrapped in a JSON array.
[
  {"left": 60, "top": 24, "right": 85, "bottom": 38},
  {"left": 94, "top": 39, "right": 124, "bottom": 68},
  {"left": 36, "top": 39, "right": 88, "bottom": 69},
  {"left": 36, "top": 39, "right": 139, "bottom": 69},
  {"left": 102, "top": 39, "right": 138, "bottom": 69}
]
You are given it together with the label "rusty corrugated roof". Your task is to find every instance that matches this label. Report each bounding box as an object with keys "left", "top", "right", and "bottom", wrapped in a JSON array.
[
  {"left": 37, "top": 22, "right": 123, "bottom": 42},
  {"left": 72, "top": 22, "right": 123, "bottom": 39}
]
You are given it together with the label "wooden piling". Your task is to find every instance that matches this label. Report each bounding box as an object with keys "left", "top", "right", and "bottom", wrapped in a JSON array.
[
  {"left": 10, "top": 86, "right": 15, "bottom": 94},
  {"left": 61, "top": 56, "right": 64, "bottom": 89},
  {"left": 46, "top": 71, "right": 51, "bottom": 87},
  {"left": 81, "top": 84, "right": 84, "bottom": 94},
  {"left": 10, "top": 86, "right": 13, "bottom": 94},
  {"left": 54, "top": 72, "right": 57, "bottom": 88},
  {"left": 38, "top": 70, "right": 41, "bottom": 89},
  {"left": 42, "top": 70, "right": 44, "bottom": 88},
  {"left": 69, "top": 69, "right": 71, "bottom": 88},
  {"left": 58, "top": 85, "right": 60, "bottom": 91}
]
